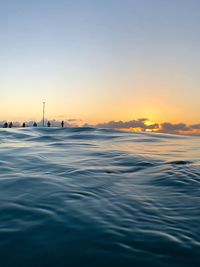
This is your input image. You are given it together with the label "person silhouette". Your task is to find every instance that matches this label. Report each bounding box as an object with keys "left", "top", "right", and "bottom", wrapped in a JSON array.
[
  {"left": 22, "top": 122, "right": 26, "bottom": 127},
  {"left": 9, "top": 122, "right": 13, "bottom": 128},
  {"left": 33, "top": 122, "right": 37, "bottom": 127},
  {"left": 3, "top": 122, "right": 8, "bottom": 128},
  {"left": 61, "top": 121, "right": 64, "bottom": 128},
  {"left": 47, "top": 121, "right": 51, "bottom": 127}
]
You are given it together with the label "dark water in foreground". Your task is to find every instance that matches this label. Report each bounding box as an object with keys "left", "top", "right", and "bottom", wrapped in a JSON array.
[{"left": 0, "top": 127, "right": 200, "bottom": 267}]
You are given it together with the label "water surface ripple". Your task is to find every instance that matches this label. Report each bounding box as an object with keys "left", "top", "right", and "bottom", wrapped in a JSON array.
[{"left": 0, "top": 127, "right": 200, "bottom": 266}]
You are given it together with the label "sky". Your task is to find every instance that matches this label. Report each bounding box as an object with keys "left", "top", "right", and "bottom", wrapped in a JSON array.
[{"left": 0, "top": 0, "right": 199, "bottom": 125}]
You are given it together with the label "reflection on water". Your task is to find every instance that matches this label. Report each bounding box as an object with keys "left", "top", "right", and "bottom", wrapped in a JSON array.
[{"left": 0, "top": 127, "right": 200, "bottom": 267}]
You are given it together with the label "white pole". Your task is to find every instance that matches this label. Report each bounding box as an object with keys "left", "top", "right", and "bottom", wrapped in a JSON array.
[{"left": 43, "top": 102, "right": 45, "bottom": 127}]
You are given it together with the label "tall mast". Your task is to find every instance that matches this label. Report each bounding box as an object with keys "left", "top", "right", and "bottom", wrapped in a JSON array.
[{"left": 43, "top": 102, "right": 45, "bottom": 127}]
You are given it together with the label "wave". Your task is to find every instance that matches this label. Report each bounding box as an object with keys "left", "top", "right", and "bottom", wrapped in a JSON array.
[{"left": 0, "top": 127, "right": 200, "bottom": 266}]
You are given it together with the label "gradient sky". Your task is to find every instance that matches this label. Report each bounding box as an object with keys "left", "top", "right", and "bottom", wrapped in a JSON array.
[{"left": 0, "top": 0, "right": 199, "bottom": 123}]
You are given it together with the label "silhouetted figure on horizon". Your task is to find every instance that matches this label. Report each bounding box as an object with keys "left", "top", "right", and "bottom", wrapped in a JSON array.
[
  {"left": 22, "top": 122, "right": 26, "bottom": 127},
  {"left": 47, "top": 121, "right": 51, "bottom": 127},
  {"left": 9, "top": 122, "right": 13, "bottom": 128},
  {"left": 33, "top": 122, "right": 37, "bottom": 127},
  {"left": 3, "top": 122, "right": 8, "bottom": 128},
  {"left": 61, "top": 121, "right": 64, "bottom": 128}
]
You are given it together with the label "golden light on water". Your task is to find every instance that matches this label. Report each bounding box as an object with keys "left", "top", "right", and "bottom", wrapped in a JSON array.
[{"left": 130, "top": 128, "right": 142, "bottom": 132}]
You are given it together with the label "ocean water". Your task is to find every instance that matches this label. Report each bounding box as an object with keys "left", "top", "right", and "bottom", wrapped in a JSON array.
[{"left": 0, "top": 127, "right": 200, "bottom": 267}]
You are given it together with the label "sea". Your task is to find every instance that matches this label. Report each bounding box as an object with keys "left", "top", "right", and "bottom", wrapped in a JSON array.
[{"left": 0, "top": 127, "right": 200, "bottom": 267}]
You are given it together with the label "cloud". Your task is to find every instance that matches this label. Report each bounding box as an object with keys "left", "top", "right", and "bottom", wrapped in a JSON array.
[
  {"left": 159, "top": 123, "right": 191, "bottom": 133},
  {"left": 95, "top": 119, "right": 159, "bottom": 131},
  {"left": 190, "top": 124, "right": 200, "bottom": 130},
  {"left": 66, "top": 119, "right": 82, "bottom": 122},
  {"left": 94, "top": 119, "right": 200, "bottom": 136},
  {"left": 56, "top": 115, "right": 82, "bottom": 122}
]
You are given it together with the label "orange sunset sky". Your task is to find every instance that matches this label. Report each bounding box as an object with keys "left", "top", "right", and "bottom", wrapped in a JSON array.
[{"left": 0, "top": 0, "right": 199, "bottom": 129}]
